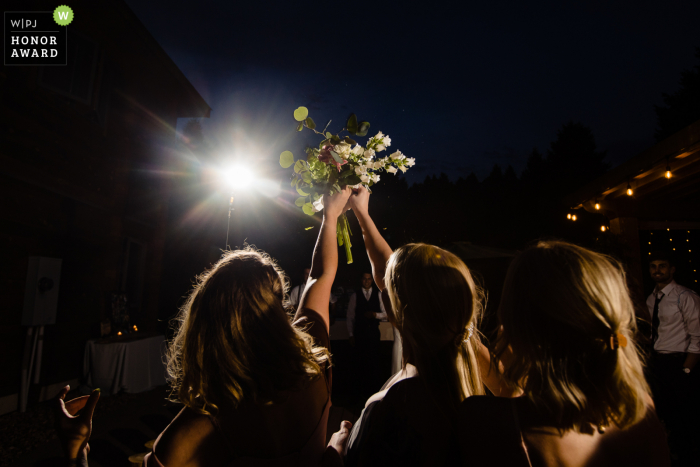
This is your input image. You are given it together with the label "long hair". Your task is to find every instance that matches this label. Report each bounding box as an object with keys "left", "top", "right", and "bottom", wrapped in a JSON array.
[
  {"left": 494, "top": 240, "right": 649, "bottom": 430},
  {"left": 166, "top": 247, "right": 330, "bottom": 415},
  {"left": 384, "top": 244, "right": 484, "bottom": 410}
]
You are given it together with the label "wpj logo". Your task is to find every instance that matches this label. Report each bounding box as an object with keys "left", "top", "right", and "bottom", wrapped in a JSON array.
[{"left": 4, "top": 6, "right": 72, "bottom": 66}]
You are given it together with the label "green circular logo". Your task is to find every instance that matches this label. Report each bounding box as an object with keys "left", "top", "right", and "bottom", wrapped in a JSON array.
[{"left": 54, "top": 5, "right": 74, "bottom": 26}]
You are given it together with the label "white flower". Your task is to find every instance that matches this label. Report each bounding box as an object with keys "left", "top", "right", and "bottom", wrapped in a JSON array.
[
  {"left": 360, "top": 173, "right": 370, "bottom": 183},
  {"left": 370, "top": 173, "right": 380, "bottom": 183},
  {"left": 364, "top": 148, "right": 376, "bottom": 159},
  {"left": 373, "top": 161, "right": 384, "bottom": 170},
  {"left": 334, "top": 142, "right": 352, "bottom": 159},
  {"left": 387, "top": 165, "right": 398, "bottom": 174},
  {"left": 376, "top": 144, "right": 386, "bottom": 152},
  {"left": 374, "top": 131, "right": 384, "bottom": 140},
  {"left": 398, "top": 165, "right": 408, "bottom": 173},
  {"left": 351, "top": 144, "right": 364, "bottom": 155},
  {"left": 313, "top": 195, "right": 324, "bottom": 212},
  {"left": 406, "top": 157, "right": 415, "bottom": 167},
  {"left": 383, "top": 135, "right": 391, "bottom": 147},
  {"left": 355, "top": 165, "right": 367, "bottom": 175},
  {"left": 390, "top": 150, "right": 405, "bottom": 161}
]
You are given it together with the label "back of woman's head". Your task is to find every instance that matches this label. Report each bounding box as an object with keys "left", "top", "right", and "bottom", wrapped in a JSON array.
[
  {"left": 496, "top": 240, "right": 649, "bottom": 430},
  {"left": 167, "top": 247, "right": 328, "bottom": 415},
  {"left": 385, "top": 244, "right": 484, "bottom": 407}
]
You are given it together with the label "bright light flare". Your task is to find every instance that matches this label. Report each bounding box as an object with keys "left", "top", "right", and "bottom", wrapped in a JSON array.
[
  {"left": 594, "top": 203, "right": 600, "bottom": 210},
  {"left": 221, "top": 164, "right": 255, "bottom": 190},
  {"left": 665, "top": 170, "right": 672, "bottom": 179}
]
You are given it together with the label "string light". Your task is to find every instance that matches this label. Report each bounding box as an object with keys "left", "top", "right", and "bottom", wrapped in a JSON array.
[
  {"left": 600, "top": 225, "right": 607, "bottom": 232},
  {"left": 626, "top": 181, "right": 633, "bottom": 196},
  {"left": 594, "top": 200, "right": 601, "bottom": 210},
  {"left": 567, "top": 213, "right": 572, "bottom": 219},
  {"left": 572, "top": 214, "right": 577, "bottom": 221}
]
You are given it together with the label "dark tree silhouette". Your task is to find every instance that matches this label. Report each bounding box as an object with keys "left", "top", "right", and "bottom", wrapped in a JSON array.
[
  {"left": 655, "top": 47, "right": 700, "bottom": 141},
  {"left": 547, "top": 121, "right": 608, "bottom": 192}
]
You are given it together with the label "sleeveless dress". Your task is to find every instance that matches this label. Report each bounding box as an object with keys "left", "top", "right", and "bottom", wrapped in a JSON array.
[
  {"left": 344, "top": 366, "right": 459, "bottom": 467},
  {"left": 143, "top": 314, "right": 332, "bottom": 467}
]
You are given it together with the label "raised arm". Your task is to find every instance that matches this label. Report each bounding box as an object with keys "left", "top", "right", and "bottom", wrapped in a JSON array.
[
  {"left": 348, "top": 187, "right": 393, "bottom": 291},
  {"left": 295, "top": 187, "right": 352, "bottom": 332}
]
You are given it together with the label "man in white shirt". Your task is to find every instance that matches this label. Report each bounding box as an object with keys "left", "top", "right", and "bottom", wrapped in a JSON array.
[
  {"left": 647, "top": 251, "right": 700, "bottom": 461},
  {"left": 347, "top": 272, "right": 387, "bottom": 396},
  {"left": 346, "top": 273, "right": 387, "bottom": 347}
]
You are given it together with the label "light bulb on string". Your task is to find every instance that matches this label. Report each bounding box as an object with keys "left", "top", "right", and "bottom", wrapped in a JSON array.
[
  {"left": 626, "top": 181, "right": 633, "bottom": 196},
  {"left": 665, "top": 157, "right": 672, "bottom": 179},
  {"left": 567, "top": 213, "right": 572, "bottom": 220},
  {"left": 572, "top": 214, "right": 577, "bottom": 221},
  {"left": 600, "top": 225, "right": 607, "bottom": 232},
  {"left": 594, "top": 200, "right": 601, "bottom": 210}
]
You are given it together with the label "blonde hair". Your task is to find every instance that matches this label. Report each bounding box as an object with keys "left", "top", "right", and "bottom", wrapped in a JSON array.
[
  {"left": 166, "top": 247, "right": 330, "bottom": 415},
  {"left": 495, "top": 240, "right": 649, "bottom": 430},
  {"left": 384, "top": 244, "right": 484, "bottom": 409}
]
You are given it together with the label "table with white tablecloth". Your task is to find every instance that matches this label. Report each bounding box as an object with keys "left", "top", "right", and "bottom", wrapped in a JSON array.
[{"left": 83, "top": 334, "right": 167, "bottom": 395}]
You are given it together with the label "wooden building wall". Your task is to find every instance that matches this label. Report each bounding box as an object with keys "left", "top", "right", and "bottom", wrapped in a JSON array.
[{"left": 0, "top": 0, "right": 209, "bottom": 410}]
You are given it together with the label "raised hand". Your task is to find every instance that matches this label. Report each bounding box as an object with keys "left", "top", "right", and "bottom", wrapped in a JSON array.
[
  {"left": 348, "top": 185, "right": 370, "bottom": 216},
  {"left": 54, "top": 385, "right": 100, "bottom": 461},
  {"left": 324, "top": 186, "right": 353, "bottom": 220}
]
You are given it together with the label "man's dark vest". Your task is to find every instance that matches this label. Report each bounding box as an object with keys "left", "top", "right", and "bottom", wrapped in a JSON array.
[{"left": 353, "top": 287, "right": 381, "bottom": 341}]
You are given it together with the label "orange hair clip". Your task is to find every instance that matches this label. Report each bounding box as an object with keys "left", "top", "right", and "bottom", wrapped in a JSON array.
[{"left": 610, "top": 333, "right": 628, "bottom": 350}]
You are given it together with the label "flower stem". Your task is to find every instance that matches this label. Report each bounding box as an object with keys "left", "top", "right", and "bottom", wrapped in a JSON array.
[{"left": 337, "top": 213, "right": 353, "bottom": 264}]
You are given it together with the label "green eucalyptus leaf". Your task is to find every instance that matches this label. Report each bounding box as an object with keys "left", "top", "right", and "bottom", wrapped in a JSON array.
[
  {"left": 356, "top": 121, "right": 370, "bottom": 137},
  {"left": 344, "top": 136, "right": 357, "bottom": 145},
  {"left": 294, "top": 107, "right": 309, "bottom": 122},
  {"left": 280, "top": 151, "right": 294, "bottom": 168},
  {"left": 345, "top": 174, "right": 362, "bottom": 186},
  {"left": 330, "top": 151, "right": 344, "bottom": 165},
  {"left": 305, "top": 117, "right": 316, "bottom": 129},
  {"left": 294, "top": 160, "right": 307, "bottom": 174},
  {"left": 330, "top": 135, "right": 341, "bottom": 145},
  {"left": 313, "top": 192, "right": 321, "bottom": 201},
  {"left": 302, "top": 203, "right": 315, "bottom": 215},
  {"left": 296, "top": 121, "right": 304, "bottom": 132},
  {"left": 325, "top": 132, "right": 333, "bottom": 138},
  {"left": 296, "top": 185, "right": 310, "bottom": 196},
  {"left": 319, "top": 139, "right": 329, "bottom": 149},
  {"left": 346, "top": 114, "right": 358, "bottom": 134},
  {"left": 295, "top": 197, "right": 306, "bottom": 207},
  {"left": 302, "top": 171, "right": 312, "bottom": 183}
]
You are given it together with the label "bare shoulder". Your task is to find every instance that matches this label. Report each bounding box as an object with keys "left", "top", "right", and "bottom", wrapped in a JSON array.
[
  {"left": 601, "top": 403, "right": 670, "bottom": 467},
  {"left": 153, "top": 407, "right": 229, "bottom": 467}
]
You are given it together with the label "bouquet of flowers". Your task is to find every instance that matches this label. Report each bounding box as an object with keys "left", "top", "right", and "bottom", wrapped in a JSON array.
[{"left": 280, "top": 106, "right": 415, "bottom": 263}]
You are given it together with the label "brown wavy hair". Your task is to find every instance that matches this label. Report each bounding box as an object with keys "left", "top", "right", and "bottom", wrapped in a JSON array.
[
  {"left": 494, "top": 240, "right": 649, "bottom": 431},
  {"left": 166, "top": 247, "right": 330, "bottom": 415},
  {"left": 384, "top": 244, "right": 485, "bottom": 410}
]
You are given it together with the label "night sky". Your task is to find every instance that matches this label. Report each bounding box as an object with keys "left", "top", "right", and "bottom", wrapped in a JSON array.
[{"left": 124, "top": 0, "right": 699, "bottom": 184}]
